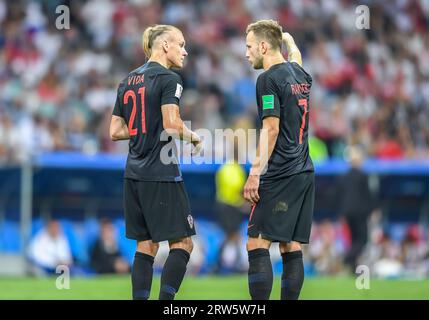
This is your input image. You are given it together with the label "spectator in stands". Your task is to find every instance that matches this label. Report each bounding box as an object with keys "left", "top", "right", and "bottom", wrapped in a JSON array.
[
  {"left": 336, "top": 146, "right": 377, "bottom": 272},
  {"left": 371, "top": 232, "right": 404, "bottom": 278},
  {"left": 399, "top": 225, "right": 429, "bottom": 277},
  {"left": 308, "top": 219, "right": 346, "bottom": 275},
  {"left": 28, "top": 219, "right": 73, "bottom": 275},
  {"left": 89, "top": 219, "right": 129, "bottom": 274}
]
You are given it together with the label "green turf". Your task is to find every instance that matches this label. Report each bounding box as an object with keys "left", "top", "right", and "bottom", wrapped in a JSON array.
[{"left": 0, "top": 276, "right": 428, "bottom": 300}]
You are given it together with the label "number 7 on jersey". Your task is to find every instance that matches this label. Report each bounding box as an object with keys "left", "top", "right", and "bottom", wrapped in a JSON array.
[{"left": 298, "top": 98, "right": 308, "bottom": 145}]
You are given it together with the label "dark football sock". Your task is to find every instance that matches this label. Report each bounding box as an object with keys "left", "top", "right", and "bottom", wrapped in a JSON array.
[
  {"left": 132, "top": 252, "right": 154, "bottom": 300},
  {"left": 281, "top": 250, "right": 304, "bottom": 300},
  {"left": 159, "top": 249, "right": 190, "bottom": 300},
  {"left": 248, "top": 248, "right": 273, "bottom": 300}
]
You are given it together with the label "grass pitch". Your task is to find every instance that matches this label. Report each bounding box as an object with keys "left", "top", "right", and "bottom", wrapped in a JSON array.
[{"left": 0, "top": 276, "right": 428, "bottom": 300}]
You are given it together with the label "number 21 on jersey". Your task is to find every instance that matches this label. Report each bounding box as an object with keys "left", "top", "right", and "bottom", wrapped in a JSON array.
[{"left": 123, "top": 87, "right": 146, "bottom": 136}]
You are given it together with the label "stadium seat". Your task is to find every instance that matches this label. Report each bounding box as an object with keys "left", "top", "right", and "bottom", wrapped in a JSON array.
[
  {"left": 1, "top": 221, "right": 20, "bottom": 252},
  {"left": 59, "top": 219, "right": 88, "bottom": 266},
  {"left": 114, "top": 218, "right": 135, "bottom": 265},
  {"left": 389, "top": 223, "right": 409, "bottom": 242},
  {"left": 83, "top": 218, "right": 100, "bottom": 252},
  {"left": 195, "top": 219, "right": 225, "bottom": 272},
  {"left": 31, "top": 218, "right": 44, "bottom": 237}
]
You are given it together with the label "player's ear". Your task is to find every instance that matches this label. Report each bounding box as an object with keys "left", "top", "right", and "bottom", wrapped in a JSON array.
[
  {"left": 162, "top": 40, "right": 169, "bottom": 52},
  {"left": 260, "top": 41, "right": 268, "bottom": 55}
]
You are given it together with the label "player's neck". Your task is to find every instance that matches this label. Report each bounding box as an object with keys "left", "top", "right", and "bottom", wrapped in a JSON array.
[
  {"left": 263, "top": 52, "right": 286, "bottom": 71},
  {"left": 148, "top": 55, "right": 170, "bottom": 69}
]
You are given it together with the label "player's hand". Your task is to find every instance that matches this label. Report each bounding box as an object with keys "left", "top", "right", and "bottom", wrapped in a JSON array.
[
  {"left": 191, "top": 137, "right": 203, "bottom": 156},
  {"left": 243, "top": 175, "right": 260, "bottom": 205},
  {"left": 282, "top": 32, "right": 295, "bottom": 44}
]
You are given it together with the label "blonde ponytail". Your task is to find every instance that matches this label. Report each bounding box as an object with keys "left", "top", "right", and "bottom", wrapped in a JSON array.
[
  {"left": 142, "top": 24, "right": 179, "bottom": 59},
  {"left": 142, "top": 26, "right": 154, "bottom": 58}
]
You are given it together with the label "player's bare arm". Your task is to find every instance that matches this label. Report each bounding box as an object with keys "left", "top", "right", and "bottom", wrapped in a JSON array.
[
  {"left": 282, "top": 32, "right": 302, "bottom": 67},
  {"left": 243, "top": 116, "right": 280, "bottom": 204},
  {"left": 161, "top": 104, "right": 202, "bottom": 149},
  {"left": 110, "top": 115, "right": 130, "bottom": 141}
]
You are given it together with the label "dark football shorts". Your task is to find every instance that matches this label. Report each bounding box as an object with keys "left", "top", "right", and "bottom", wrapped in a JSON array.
[
  {"left": 123, "top": 179, "right": 196, "bottom": 242},
  {"left": 247, "top": 171, "right": 315, "bottom": 243}
]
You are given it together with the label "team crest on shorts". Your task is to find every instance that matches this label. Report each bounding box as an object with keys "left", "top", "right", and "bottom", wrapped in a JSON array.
[
  {"left": 187, "top": 214, "right": 194, "bottom": 229},
  {"left": 273, "top": 201, "right": 288, "bottom": 213}
]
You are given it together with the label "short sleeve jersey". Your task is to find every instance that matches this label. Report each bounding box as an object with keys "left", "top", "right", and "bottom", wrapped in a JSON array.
[
  {"left": 112, "top": 62, "right": 184, "bottom": 181},
  {"left": 256, "top": 61, "right": 314, "bottom": 181}
]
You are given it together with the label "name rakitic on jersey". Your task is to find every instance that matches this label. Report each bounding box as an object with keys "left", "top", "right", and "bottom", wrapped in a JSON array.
[{"left": 291, "top": 83, "right": 310, "bottom": 95}]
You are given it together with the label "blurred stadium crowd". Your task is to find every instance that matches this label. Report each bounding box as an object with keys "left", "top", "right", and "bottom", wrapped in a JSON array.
[
  {"left": 308, "top": 216, "right": 429, "bottom": 278},
  {"left": 1, "top": 0, "right": 429, "bottom": 163},
  {"left": 19, "top": 216, "right": 429, "bottom": 278}
]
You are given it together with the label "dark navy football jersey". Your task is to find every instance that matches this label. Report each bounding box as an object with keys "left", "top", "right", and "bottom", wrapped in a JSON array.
[
  {"left": 256, "top": 61, "right": 314, "bottom": 181},
  {"left": 113, "top": 62, "right": 184, "bottom": 181}
]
